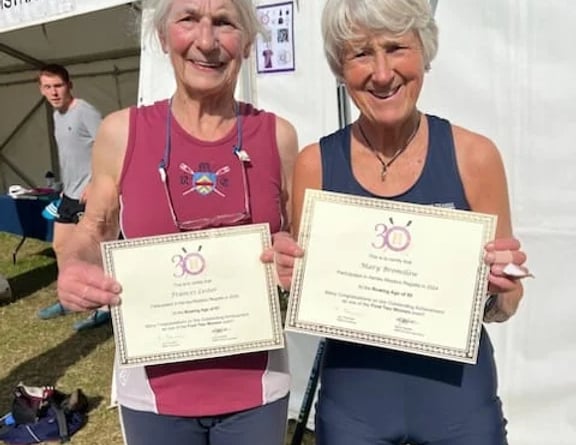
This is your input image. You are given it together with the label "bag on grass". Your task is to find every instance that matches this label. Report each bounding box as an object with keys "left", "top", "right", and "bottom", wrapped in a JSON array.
[{"left": 0, "top": 383, "right": 88, "bottom": 444}]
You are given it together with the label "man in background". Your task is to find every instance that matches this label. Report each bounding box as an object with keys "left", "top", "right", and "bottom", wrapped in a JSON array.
[{"left": 36, "top": 64, "right": 110, "bottom": 331}]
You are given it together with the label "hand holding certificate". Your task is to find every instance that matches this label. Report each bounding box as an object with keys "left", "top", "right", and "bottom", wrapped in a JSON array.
[
  {"left": 285, "top": 190, "right": 496, "bottom": 364},
  {"left": 101, "top": 224, "right": 284, "bottom": 367}
]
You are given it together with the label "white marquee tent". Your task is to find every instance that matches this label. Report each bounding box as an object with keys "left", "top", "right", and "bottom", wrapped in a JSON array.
[
  {"left": 0, "top": 0, "right": 140, "bottom": 191},
  {"left": 1, "top": 1, "right": 574, "bottom": 444}
]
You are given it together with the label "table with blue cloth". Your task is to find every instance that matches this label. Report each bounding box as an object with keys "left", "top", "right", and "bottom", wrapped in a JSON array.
[{"left": 0, "top": 194, "right": 54, "bottom": 263}]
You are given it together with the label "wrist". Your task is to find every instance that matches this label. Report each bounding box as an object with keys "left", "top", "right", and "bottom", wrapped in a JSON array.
[{"left": 484, "top": 293, "right": 508, "bottom": 323}]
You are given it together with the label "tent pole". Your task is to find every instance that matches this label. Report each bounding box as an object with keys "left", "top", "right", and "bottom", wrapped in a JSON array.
[
  {"left": 0, "top": 98, "right": 44, "bottom": 153},
  {"left": 0, "top": 67, "right": 140, "bottom": 88},
  {"left": 0, "top": 152, "right": 36, "bottom": 187},
  {"left": 113, "top": 66, "right": 124, "bottom": 109},
  {"left": 0, "top": 48, "right": 140, "bottom": 75},
  {"left": 0, "top": 42, "right": 44, "bottom": 68},
  {"left": 336, "top": 82, "right": 351, "bottom": 129}
]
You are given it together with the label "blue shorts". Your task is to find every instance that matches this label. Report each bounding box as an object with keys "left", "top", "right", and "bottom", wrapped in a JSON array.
[
  {"left": 315, "top": 329, "right": 507, "bottom": 445},
  {"left": 119, "top": 395, "right": 289, "bottom": 445}
]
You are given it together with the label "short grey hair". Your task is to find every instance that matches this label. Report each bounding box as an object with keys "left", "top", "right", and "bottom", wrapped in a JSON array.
[
  {"left": 142, "top": 0, "right": 262, "bottom": 49},
  {"left": 322, "top": 0, "right": 439, "bottom": 79}
]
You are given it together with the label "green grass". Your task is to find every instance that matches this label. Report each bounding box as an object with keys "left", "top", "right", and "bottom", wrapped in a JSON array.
[{"left": 0, "top": 232, "right": 315, "bottom": 444}]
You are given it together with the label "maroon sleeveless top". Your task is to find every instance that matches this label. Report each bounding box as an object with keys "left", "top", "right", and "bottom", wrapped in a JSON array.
[
  {"left": 115, "top": 100, "right": 289, "bottom": 416},
  {"left": 120, "top": 99, "right": 282, "bottom": 237}
]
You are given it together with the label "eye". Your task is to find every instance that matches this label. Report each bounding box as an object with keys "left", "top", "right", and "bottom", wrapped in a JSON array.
[
  {"left": 386, "top": 44, "right": 407, "bottom": 54},
  {"left": 213, "top": 17, "right": 236, "bottom": 28},
  {"left": 178, "top": 15, "right": 196, "bottom": 23},
  {"left": 346, "top": 47, "right": 370, "bottom": 60},
  {"left": 177, "top": 11, "right": 201, "bottom": 24}
]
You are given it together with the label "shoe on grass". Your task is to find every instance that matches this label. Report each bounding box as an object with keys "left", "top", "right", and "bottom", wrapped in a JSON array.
[
  {"left": 73, "top": 309, "right": 111, "bottom": 331},
  {"left": 37, "top": 302, "right": 70, "bottom": 320}
]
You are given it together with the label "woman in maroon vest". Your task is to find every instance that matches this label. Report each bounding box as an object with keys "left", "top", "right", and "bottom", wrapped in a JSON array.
[{"left": 56, "top": 1, "right": 298, "bottom": 444}]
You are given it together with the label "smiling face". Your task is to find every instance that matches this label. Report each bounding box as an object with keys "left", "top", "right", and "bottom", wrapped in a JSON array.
[
  {"left": 160, "top": 0, "right": 249, "bottom": 99},
  {"left": 38, "top": 73, "right": 73, "bottom": 112},
  {"left": 342, "top": 29, "right": 425, "bottom": 127}
]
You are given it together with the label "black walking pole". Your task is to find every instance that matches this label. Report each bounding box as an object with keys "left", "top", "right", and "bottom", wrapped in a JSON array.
[
  {"left": 290, "top": 339, "right": 326, "bottom": 445},
  {"left": 290, "top": 83, "right": 350, "bottom": 445}
]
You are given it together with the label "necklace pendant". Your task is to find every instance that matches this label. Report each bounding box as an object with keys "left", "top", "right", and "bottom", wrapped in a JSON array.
[{"left": 380, "top": 164, "right": 388, "bottom": 181}]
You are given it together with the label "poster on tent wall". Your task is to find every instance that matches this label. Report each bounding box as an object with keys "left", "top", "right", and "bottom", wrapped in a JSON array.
[
  {"left": 255, "top": 1, "right": 295, "bottom": 74},
  {"left": 0, "top": 0, "right": 76, "bottom": 29}
]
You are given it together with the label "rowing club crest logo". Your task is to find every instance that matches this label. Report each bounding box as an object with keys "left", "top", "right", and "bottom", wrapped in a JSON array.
[{"left": 179, "top": 162, "right": 230, "bottom": 197}]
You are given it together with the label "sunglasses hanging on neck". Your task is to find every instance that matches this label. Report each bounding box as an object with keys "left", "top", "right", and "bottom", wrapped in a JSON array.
[{"left": 157, "top": 98, "right": 252, "bottom": 231}]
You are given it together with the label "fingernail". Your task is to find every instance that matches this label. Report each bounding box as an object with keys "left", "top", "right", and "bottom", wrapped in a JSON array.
[
  {"left": 112, "top": 284, "right": 121, "bottom": 293},
  {"left": 485, "top": 242, "right": 494, "bottom": 250},
  {"left": 484, "top": 253, "right": 495, "bottom": 263},
  {"left": 111, "top": 296, "right": 121, "bottom": 306}
]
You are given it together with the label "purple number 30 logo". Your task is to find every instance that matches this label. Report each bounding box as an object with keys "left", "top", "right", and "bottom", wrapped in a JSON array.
[
  {"left": 372, "top": 219, "right": 412, "bottom": 251},
  {"left": 172, "top": 246, "right": 206, "bottom": 277}
]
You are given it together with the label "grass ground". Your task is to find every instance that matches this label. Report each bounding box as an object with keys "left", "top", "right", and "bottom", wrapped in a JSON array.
[{"left": 0, "top": 232, "right": 314, "bottom": 444}]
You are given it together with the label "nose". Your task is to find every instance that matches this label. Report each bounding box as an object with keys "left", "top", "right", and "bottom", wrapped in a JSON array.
[
  {"left": 196, "top": 18, "right": 218, "bottom": 52},
  {"left": 372, "top": 52, "right": 394, "bottom": 85}
]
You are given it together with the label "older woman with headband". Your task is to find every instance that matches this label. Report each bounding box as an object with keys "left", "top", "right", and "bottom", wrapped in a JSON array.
[
  {"left": 56, "top": 1, "right": 298, "bottom": 444},
  {"left": 272, "top": 0, "right": 529, "bottom": 444}
]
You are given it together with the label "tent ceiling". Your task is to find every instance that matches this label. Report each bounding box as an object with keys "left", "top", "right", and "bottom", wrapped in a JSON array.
[
  {"left": 0, "top": 3, "right": 140, "bottom": 77},
  {"left": 0, "top": 3, "right": 141, "bottom": 192}
]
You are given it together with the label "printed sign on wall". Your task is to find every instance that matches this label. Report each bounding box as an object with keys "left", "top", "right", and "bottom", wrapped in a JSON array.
[
  {"left": 0, "top": 0, "right": 76, "bottom": 29},
  {"left": 255, "top": 1, "right": 295, "bottom": 74}
]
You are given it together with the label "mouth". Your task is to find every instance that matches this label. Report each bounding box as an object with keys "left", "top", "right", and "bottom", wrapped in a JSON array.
[
  {"left": 189, "top": 59, "right": 225, "bottom": 70},
  {"left": 370, "top": 84, "right": 402, "bottom": 100}
]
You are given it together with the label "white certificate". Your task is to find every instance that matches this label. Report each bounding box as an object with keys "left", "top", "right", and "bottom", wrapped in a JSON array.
[
  {"left": 285, "top": 190, "right": 496, "bottom": 364},
  {"left": 101, "top": 224, "right": 284, "bottom": 367}
]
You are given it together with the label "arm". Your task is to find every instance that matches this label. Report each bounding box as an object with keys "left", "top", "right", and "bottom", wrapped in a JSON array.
[
  {"left": 275, "top": 116, "right": 299, "bottom": 232},
  {"left": 291, "top": 143, "right": 323, "bottom": 236},
  {"left": 263, "top": 116, "right": 303, "bottom": 290},
  {"left": 454, "top": 126, "right": 526, "bottom": 322},
  {"left": 57, "top": 108, "right": 130, "bottom": 311},
  {"left": 82, "top": 102, "right": 103, "bottom": 142},
  {"left": 267, "top": 142, "right": 322, "bottom": 290},
  {"left": 80, "top": 102, "right": 103, "bottom": 203}
]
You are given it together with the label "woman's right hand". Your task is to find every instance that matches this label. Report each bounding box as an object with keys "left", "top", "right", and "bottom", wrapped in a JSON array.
[{"left": 57, "top": 260, "right": 122, "bottom": 312}]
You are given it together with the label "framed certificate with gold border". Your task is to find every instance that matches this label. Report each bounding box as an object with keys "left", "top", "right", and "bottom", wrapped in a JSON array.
[
  {"left": 101, "top": 224, "right": 284, "bottom": 367},
  {"left": 285, "top": 190, "right": 496, "bottom": 364}
]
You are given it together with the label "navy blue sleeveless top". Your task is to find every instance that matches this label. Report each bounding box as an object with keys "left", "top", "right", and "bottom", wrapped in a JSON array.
[
  {"left": 318, "top": 115, "right": 495, "bottom": 385},
  {"left": 320, "top": 114, "right": 470, "bottom": 210}
]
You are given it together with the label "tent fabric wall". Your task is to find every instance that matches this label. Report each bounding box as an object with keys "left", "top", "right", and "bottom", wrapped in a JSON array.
[
  {"left": 419, "top": 2, "right": 576, "bottom": 443},
  {"left": 0, "top": 1, "right": 140, "bottom": 192}
]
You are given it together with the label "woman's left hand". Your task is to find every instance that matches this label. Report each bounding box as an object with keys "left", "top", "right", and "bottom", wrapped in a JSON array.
[
  {"left": 261, "top": 231, "right": 304, "bottom": 291},
  {"left": 484, "top": 237, "right": 530, "bottom": 294}
]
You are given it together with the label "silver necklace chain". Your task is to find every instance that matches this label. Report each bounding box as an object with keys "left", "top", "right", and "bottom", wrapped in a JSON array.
[{"left": 357, "top": 112, "right": 422, "bottom": 181}]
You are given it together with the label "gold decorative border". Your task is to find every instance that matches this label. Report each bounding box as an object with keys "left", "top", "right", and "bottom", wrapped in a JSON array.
[
  {"left": 286, "top": 189, "right": 495, "bottom": 364},
  {"left": 101, "top": 224, "right": 284, "bottom": 367}
]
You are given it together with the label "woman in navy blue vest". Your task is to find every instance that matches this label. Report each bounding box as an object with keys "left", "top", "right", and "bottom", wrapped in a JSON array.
[{"left": 270, "top": 0, "right": 531, "bottom": 444}]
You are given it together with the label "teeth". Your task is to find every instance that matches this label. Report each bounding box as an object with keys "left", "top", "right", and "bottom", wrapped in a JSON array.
[
  {"left": 373, "top": 85, "right": 400, "bottom": 99},
  {"left": 194, "top": 61, "right": 221, "bottom": 68}
]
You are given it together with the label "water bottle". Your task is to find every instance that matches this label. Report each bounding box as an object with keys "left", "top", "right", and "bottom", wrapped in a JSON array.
[{"left": 45, "top": 171, "right": 55, "bottom": 189}]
